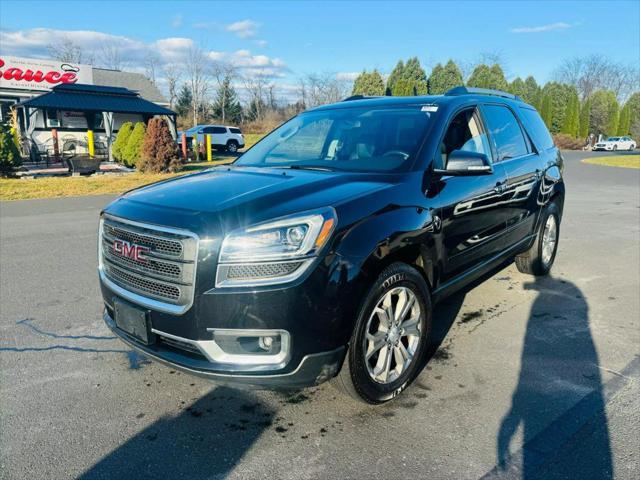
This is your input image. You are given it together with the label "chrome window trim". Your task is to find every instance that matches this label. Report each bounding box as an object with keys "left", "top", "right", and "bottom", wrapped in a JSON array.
[{"left": 99, "top": 214, "right": 200, "bottom": 315}]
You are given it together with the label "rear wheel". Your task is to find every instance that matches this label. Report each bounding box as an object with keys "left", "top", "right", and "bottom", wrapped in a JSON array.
[
  {"left": 515, "top": 202, "right": 560, "bottom": 276},
  {"left": 333, "top": 263, "right": 431, "bottom": 404},
  {"left": 226, "top": 140, "right": 239, "bottom": 153}
]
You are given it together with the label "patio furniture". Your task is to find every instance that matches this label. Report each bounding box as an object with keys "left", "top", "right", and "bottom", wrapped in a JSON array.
[
  {"left": 66, "top": 155, "right": 102, "bottom": 175},
  {"left": 28, "top": 140, "right": 51, "bottom": 167}
]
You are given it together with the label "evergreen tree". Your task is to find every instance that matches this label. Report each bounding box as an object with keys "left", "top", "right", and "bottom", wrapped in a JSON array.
[
  {"left": 540, "top": 82, "right": 575, "bottom": 134},
  {"left": 212, "top": 78, "right": 242, "bottom": 124},
  {"left": 561, "top": 89, "right": 580, "bottom": 137},
  {"left": 540, "top": 93, "right": 553, "bottom": 129},
  {"left": 466, "top": 64, "right": 508, "bottom": 91},
  {"left": 523, "top": 76, "right": 541, "bottom": 108},
  {"left": 428, "top": 60, "right": 463, "bottom": 94},
  {"left": 122, "top": 122, "right": 146, "bottom": 168},
  {"left": 139, "top": 117, "right": 182, "bottom": 173},
  {"left": 386, "top": 60, "right": 405, "bottom": 95},
  {"left": 617, "top": 103, "right": 631, "bottom": 135},
  {"left": 392, "top": 78, "right": 416, "bottom": 96},
  {"left": 0, "top": 122, "right": 21, "bottom": 174},
  {"left": 620, "top": 92, "right": 640, "bottom": 137},
  {"left": 579, "top": 97, "right": 592, "bottom": 139},
  {"left": 112, "top": 122, "right": 133, "bottom": 162},
  {"left": 352, "top": 69, "right": 386, "bottom": 96},
  {"left": 589, "top": 90, "right": 620, "bottom": 136},
  {"left": 402, "top": 57, "right": 428, "bottom": 95},
  {"left": 508, "top": 77, "right": 527, "bottom": 99},
  {"left": 175, "top": 85, "right": 193, "bottom": 119}
]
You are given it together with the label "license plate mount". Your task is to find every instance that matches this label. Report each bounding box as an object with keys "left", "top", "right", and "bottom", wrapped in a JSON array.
[{"left": 113, "top": 299, "right": 151, "bottom": 344}]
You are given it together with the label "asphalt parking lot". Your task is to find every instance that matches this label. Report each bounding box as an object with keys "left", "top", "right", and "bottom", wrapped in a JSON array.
[{"left": 1, "top": 150, "right": 638, "bottom": 480}]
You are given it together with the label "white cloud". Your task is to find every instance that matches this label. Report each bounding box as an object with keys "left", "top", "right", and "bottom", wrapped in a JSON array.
[
  {"left": 510, "top": 22, "right": 573, "bottom": 34},
  {"left": 171, "top": 14, "right": 183, "bottom": 28},
  {"left": 254, "top": 39, "right": 268, "bottom": 48},
  {"left": 336, "top": 72, "right": 360, "bottom": 81},
  {"left": 226, "top": 19, "right": 259, "bottom": 39}
]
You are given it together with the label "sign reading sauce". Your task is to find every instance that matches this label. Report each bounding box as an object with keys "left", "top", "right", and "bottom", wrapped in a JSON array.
[{"left": 0, "top": 56, "right": 93, "bottom": 91}]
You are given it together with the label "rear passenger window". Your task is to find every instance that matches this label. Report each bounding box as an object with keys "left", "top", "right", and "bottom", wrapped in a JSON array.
[
  {"left": 482, "top": 105, "right": 529, "bottom": 161},
  {"left": 519, "top": 107, "right": 554, "bottom": 151},
  {"left": 212, "top": 126, "right": 227, "bottom": 134}
]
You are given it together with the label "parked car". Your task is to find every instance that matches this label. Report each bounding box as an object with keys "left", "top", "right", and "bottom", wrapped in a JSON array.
[
  {"left": 98, "top": 87, "right": 565, "bottom": 404},
  {"left": 593, "top": 136, "right": 636, "bottom": 151},
  {"left": 178, "top": 124, "right": 245, "bottom": 153}
]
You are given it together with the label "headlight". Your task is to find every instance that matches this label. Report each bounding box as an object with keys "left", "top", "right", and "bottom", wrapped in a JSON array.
[{"left": 216, "top": 208, "right": 336, "bottom": 287}]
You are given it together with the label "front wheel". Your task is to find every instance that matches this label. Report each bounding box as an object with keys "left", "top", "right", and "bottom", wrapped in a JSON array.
[
  {"left": 613, "top": 145, "right": 618, "bottom": 151},
  {"left": 515, "top": 202, "right": 560, "bottom": 276},
  {"left": 333, "top": 263, "right": 431, "bottom": 404}
]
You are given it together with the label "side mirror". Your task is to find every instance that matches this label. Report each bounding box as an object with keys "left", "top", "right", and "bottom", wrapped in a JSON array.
[{"left": 433, "top": 150, "right": 493, "bottom": 176}]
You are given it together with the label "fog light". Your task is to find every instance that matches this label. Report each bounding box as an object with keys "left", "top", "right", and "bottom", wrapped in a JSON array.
[{"left": 259, "top": 336, "right": 275, "bottom": 351}]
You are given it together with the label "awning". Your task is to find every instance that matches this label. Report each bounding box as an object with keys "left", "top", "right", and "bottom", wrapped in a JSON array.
[{"left": 16, "top": 83, "right": 176, "bottom": 116}]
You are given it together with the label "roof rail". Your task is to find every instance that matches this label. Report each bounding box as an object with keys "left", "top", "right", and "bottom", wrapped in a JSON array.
[
  {"left": 342, "top": 95, "right": 382, "bottom": 102},
  {"left": 445, "top": 86, "right": 522, "bottom": 102}
]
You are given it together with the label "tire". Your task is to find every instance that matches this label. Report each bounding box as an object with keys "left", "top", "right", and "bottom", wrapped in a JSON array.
[
  {"left": 515, "top": 202, "right": 560, "bottom": 276},
  {"left": 226, "top": 140, "right": 239, "bottom": 153},
  {"left": 333, "top": 262, "right": 432, "bottom": 404},
  {"left": 613, "top": 145, "right": 618, "bottom": 151},
  {"left": 630, "top": 144, "right": 635, "bottom": 151}
]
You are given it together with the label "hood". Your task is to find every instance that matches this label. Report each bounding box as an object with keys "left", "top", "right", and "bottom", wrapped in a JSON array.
[{"left": 110, "top": 166, "right": 397, "bottom": 230}]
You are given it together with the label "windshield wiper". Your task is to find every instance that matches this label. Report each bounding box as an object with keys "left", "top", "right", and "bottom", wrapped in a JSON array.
[{"left": 264, "top": 165, "right": 337, "bottom": 172}]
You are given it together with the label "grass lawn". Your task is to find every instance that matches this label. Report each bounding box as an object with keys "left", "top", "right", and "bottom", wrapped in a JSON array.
[
  {"left": 582, "top": 155, "right": 640, "bottom": 169},
  {"left": 0, "top": 133, "right": 266, "bottom": 201}
]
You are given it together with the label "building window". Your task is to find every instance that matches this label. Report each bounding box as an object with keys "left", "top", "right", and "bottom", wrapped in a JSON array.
[{"left": 45, "top": 109, "right": 61, "bottom": 128}]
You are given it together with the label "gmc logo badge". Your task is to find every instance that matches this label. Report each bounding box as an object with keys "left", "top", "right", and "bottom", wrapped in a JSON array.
[{"left": 113, "top": 239, "right": 149, "bottom": 262}]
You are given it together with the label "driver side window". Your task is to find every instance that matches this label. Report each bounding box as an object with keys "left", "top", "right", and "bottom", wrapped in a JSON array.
[{"left": 440, "top": 108, "right": 491, "bottom": 168}]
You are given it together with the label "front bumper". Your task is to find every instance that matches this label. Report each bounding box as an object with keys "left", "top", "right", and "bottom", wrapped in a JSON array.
[{"left": 104, "top": 309, "right": 346, "bottom": 389}]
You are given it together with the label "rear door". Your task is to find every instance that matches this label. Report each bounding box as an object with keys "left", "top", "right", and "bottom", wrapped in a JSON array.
[
  {"left": 434, "top": 106, "right": 510, "bottom": 279},
  {"left": 210, "top": 126, "right": 228, "bottom": 147},
  {"left": 480, "top": 103, "right": 545, "bottom": 250}
]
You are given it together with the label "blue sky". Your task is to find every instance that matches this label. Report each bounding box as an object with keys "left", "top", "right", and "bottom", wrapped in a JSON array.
[{"left": 1, "top": 0, "right": 638, "bottom": 98}]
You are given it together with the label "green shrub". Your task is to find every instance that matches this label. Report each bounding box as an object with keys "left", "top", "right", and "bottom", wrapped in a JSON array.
[
  {"left": 122, "top": 122, "right": 146, "bottom": 168},
  {"left": 112, "top": 122, "right": 133, "bottom": 162},
  {"left": 138, "top": 117, "right": 182, "bottom": 173},
  {"left": 0, "top": 122, "right": 22, "bottom": 175}
]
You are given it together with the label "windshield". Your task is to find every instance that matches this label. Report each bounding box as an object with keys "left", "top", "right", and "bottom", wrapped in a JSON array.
[
  {"left": 235, "top": 105, "right": 435, "bottom": 172},
  {"left": 186, "top": 126, "right": 201, "bottom": 134},
  {"left": 607, "top": 137, "right": 620, "bottom": 141}
]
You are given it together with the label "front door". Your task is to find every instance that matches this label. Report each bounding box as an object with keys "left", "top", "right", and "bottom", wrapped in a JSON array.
[{"left": 431, "top": 107, "right": 509, "bottom": 280}]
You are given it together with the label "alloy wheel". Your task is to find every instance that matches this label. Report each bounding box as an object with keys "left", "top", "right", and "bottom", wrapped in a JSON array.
[
  {"left": 541, "top": 214, "right": 557, "bottom": 266},
  {"left": 363, "top": 287, "right": 422, "bottom": 384}
]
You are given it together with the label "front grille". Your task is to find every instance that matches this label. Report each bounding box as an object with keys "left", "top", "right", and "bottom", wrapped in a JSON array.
[
  {"left": 100, "top": 216, "right": 198, "bottom": 309},
  {"left": 226, "top": 262, "right": 303, "bottom": 280}
]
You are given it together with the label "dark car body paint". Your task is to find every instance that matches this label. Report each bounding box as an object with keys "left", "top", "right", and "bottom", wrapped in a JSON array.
[{"left": 100, "top": 94, "right": 565, "bottom": 386}]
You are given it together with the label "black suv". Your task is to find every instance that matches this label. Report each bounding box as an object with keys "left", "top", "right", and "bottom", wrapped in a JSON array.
[{"left": 99, "top": 87, "right": 564, "bottom": 404}]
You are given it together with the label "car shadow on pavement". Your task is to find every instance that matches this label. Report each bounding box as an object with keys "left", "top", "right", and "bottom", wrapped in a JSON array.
[
  {"left": 494, "top": 275, "right": 612, "bottom": 479},
  {"left": 79, "top": 386, "right": 276, "bottom": 480}
]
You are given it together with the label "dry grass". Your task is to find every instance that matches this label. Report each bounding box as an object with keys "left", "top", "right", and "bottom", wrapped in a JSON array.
[
  {"left": 0, "top": 133, "right": 267, "bottom": 202},
  {"left": 582, "top": 155, "right": 640, "bottom": 169},
  {"left": 0, "top": 160, "right": 231, "bottom": 201}
]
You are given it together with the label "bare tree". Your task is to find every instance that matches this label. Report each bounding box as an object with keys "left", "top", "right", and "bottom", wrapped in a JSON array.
[
  {"left": 163, "top": 63, "right": 182, "bottom": 111},
  {"left": 144, "top": 52, "right": 161, "bottom": 84},
  {"left": 184, "top": 46, "right": 212, "bottom": 126},
  {"left": 298, "top": 72, "right": 350, "bottom": 107},
  {"left": 243, "top": 73, "right": 268, "bottom": 121},
  {"left": 212, "top": 62, "right": 238, "bottom": 123},
  {"left": 554, "top": 54, "right": 640, "bottom": 101},
  {"left": 100, "top": 40, "right": 128, "bottom": 70},
  {"left": 47, "top": 36, "right": 90, "bottom": 64}
]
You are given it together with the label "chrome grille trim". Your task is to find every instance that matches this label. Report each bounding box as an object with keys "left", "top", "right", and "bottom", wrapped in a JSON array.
[{"left": 99, "top": 215, "right": 199, "bottom": 315}]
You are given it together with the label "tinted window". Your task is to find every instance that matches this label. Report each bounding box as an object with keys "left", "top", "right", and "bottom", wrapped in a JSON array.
[
  {"left": 212, "top": 126, "right": 227, "bottom": 134},
  {"left": 440, "top": 108, "right": 492, "bottom": 167},
  {"left": 236, "top": 106, "right": 435, "bottom": 172},
  {"left": 518, "top": 107, "right": 554, "bottom": 151},
  {"left": 483, "top": 105, "right": 529, "bottom": 160},
  {"left": 229, "top": 127, "right": 242, "bottom": 134}
]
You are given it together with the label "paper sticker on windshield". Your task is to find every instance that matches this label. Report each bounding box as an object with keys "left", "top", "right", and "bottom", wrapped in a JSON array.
[{"left": 421, "top": 105, "right": 438, "bottom": 112}]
